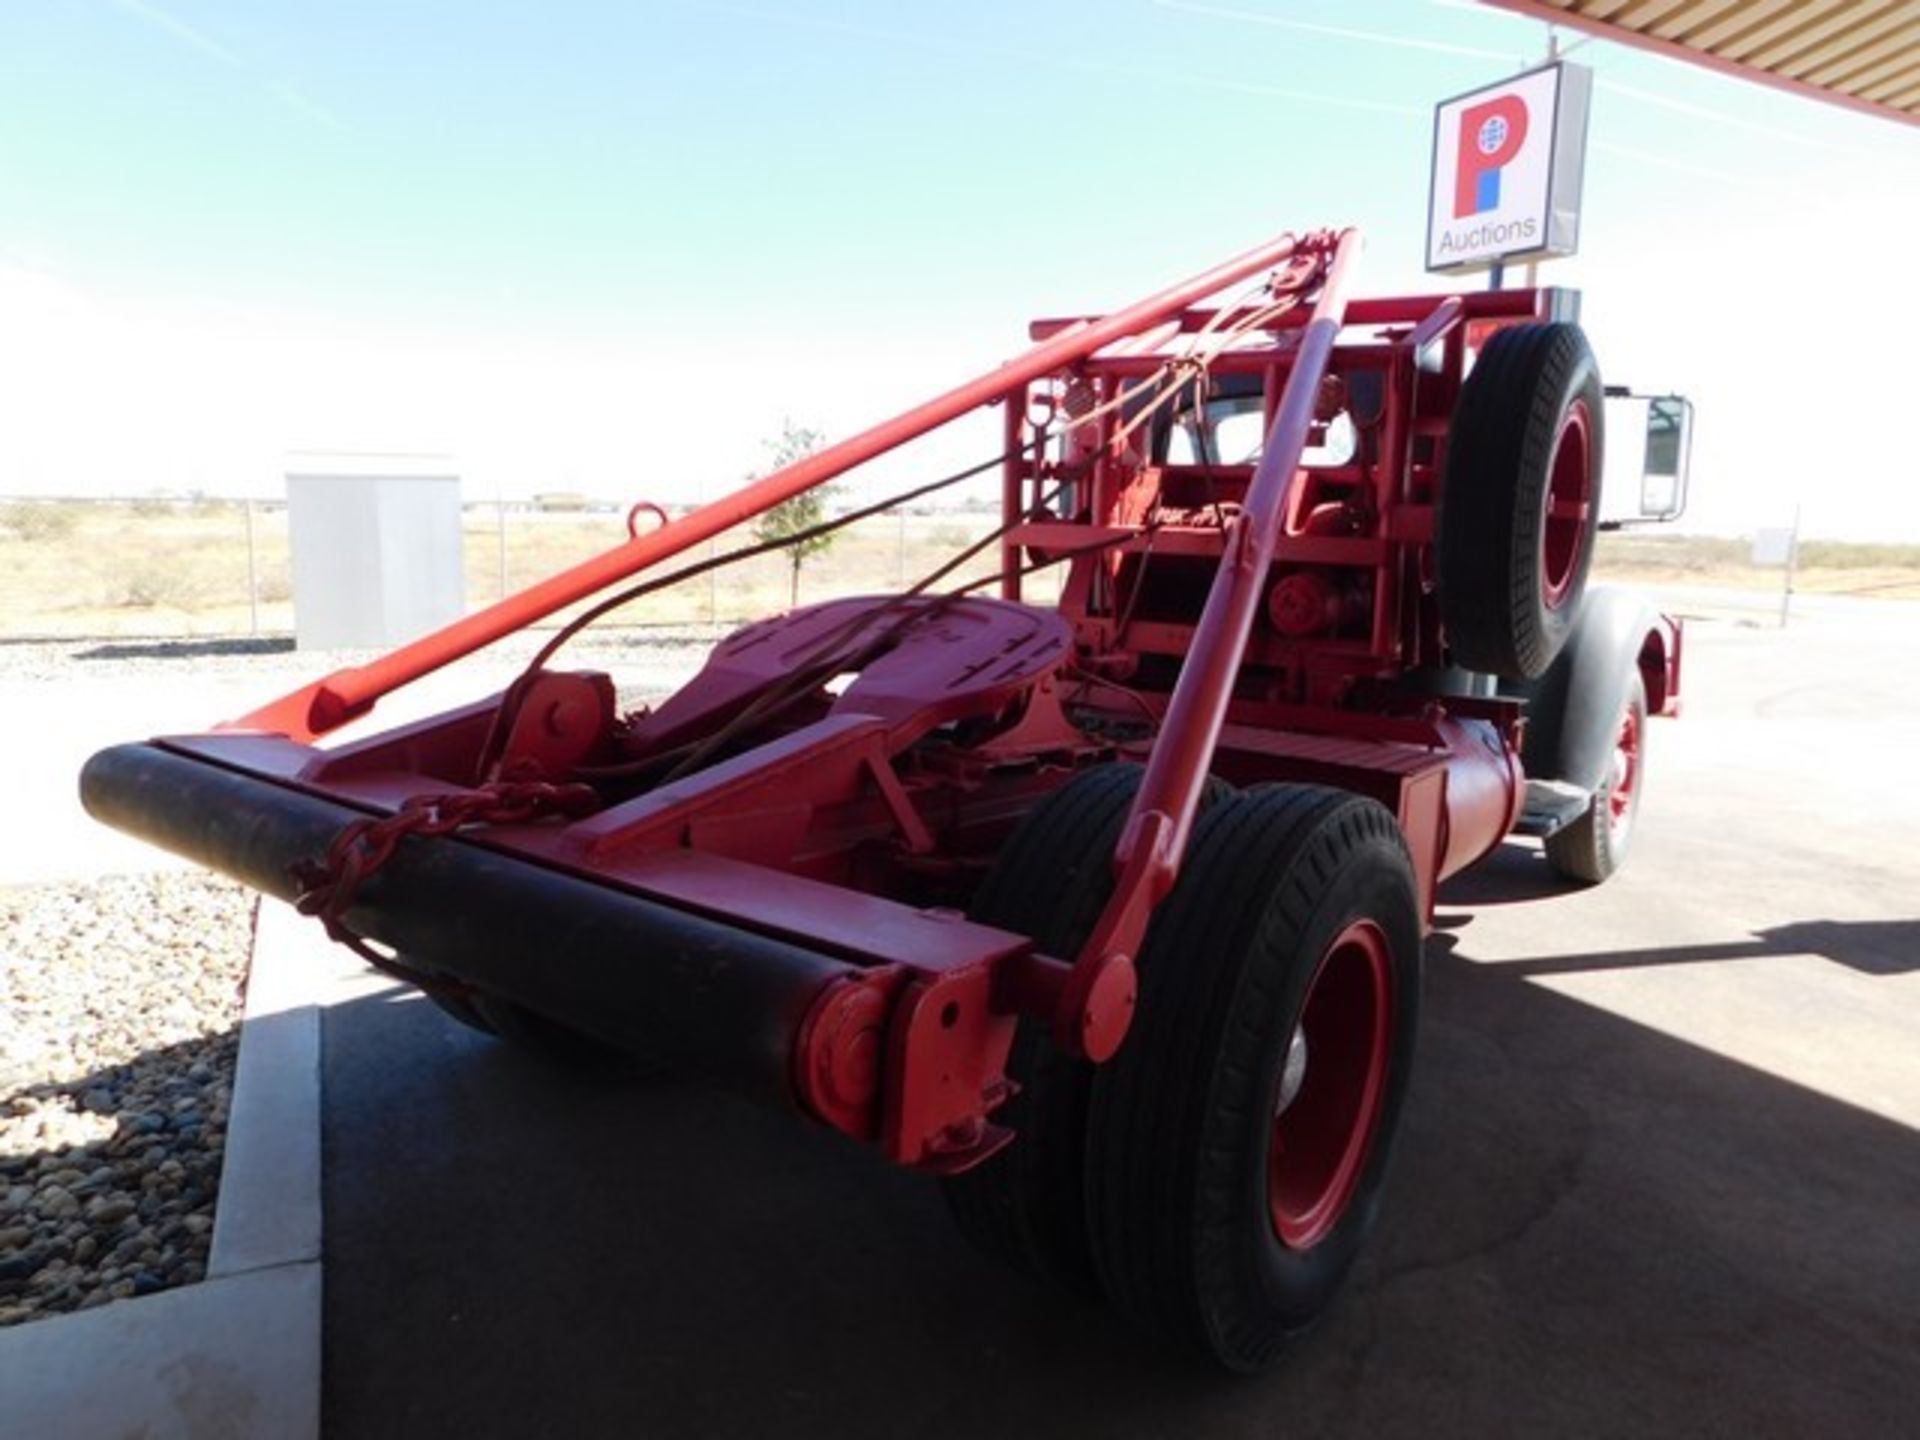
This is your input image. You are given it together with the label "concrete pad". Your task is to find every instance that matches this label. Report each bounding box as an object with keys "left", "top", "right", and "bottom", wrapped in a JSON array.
[
  {"left": 14, "top": 596, "right": 1917, "bottom": 1434},
  {"left": 0, "top": 651, "right": 514, "bottom": 885},
  {"left": 0, "top": 1256, "right": 320, "bottom": 1440},
  {"left": 311, "top": 599, "right": 1920, "bottom": 1436}
]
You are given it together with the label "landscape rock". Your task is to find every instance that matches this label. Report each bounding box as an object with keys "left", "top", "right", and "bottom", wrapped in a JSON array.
[{"left": 0, "top": 872, "right": 250, "bottom": 1327}]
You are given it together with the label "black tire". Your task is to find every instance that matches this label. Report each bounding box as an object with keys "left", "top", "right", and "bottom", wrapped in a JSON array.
[
  {"left": 425, "top": 988, "right": 497, "bottom": 1036},
  {"left": 941, "top": 764, "right": 1228, "bottom": 1293},
  {"left": 423, "top": 974, "right": 660, "bottom": 1078},
  {"left": 1438, "top": 323, "right": 1603, "bottom": 680},
  {"left": 1085, "top": 785, "right": 1422, "bottom": 1371},
  {"left": 468, "top": 994, "right": 664, "bottom": 1078},
  {"left": 1545, "top": 671, "right": 1647, "bottom": 885}
]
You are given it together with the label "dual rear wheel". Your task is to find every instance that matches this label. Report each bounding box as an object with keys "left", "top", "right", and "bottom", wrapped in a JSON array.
[
  {"left": 945, "top": 768, "right": 1422, "bottom": 1371},
  {"left": 426, "top": 984, "right": 660, "bottom": 1078}
]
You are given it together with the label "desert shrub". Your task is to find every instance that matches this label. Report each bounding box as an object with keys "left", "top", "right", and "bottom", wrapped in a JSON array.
[
  {"left": 254, "top": 566, "right": 293, "bottom": 603},
  {"left": 0, "top": 500, "right": 81, "bottom": 542},
  {"left": 930, "top": 521, "right": 974, "bottom": 548},
  {"left": 1796, "top": 540, "right": 1920, "bottom": 571},
  {"left": 114, "top": 562, "right": 213, "bottom": 610}
]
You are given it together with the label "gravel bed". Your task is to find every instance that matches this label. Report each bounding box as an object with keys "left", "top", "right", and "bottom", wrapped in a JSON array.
[
  {"left": 0, "top": 872, "right": 254, "bottom": 1327},
  {"left": 0, "top": 624, "right": 715, "bottom": 1330}
]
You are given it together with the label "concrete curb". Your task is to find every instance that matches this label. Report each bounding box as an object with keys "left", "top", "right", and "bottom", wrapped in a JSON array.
[
  {"left": 210, "top": 904, "right": 324, "bottom": 1279},
  {"left": 0, "top": 898, "right": 328, "bottom": 1440}
]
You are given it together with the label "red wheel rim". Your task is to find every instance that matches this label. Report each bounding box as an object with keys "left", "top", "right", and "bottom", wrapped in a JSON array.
[
  {"left": 1607, "top": 699, "right": 1641, "bottom": 842},
  {"left": 1268, "top": 920, "right": 1394, "bottom": 1250},
  {"left": 1541, "top": 399, "right": 1592, "bottom": 610}
]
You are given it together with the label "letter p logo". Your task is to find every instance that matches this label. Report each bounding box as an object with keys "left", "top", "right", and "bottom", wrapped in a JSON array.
[{"left": 1453, "top": 95, "right": 1529, "bottom": 218}]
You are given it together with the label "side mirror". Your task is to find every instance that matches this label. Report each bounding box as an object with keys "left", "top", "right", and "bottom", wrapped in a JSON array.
[
  {"left": 1600, "top": 390, "right": 1693, "bottom": 527},
  {"left": 1638, "top": 396, "right": 1693, "bottom": 522}
]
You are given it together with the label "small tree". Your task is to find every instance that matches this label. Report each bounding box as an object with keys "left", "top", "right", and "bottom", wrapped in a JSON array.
[{"left": 749, "top": 421, "right": 837, "bottom": 607}]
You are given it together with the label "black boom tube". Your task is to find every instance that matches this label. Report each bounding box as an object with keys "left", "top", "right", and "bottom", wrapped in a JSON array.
[{"left": 80, "top": 742, "right": 859, "bottom": 1112}]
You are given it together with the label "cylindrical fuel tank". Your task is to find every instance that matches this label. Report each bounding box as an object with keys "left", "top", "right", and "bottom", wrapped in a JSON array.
[{"left": 1430, "top": 713, "right": 1526, "bottom": 881}]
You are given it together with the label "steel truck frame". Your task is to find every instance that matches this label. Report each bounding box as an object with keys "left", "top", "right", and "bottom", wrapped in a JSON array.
[{"left": 83, "top": 225, "right": 1681, "bottom": 1369}]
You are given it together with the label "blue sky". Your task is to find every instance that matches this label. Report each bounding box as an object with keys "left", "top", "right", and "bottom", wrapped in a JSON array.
[{"left": 3, "top": 0, "right": 1917, "bottom": 536}]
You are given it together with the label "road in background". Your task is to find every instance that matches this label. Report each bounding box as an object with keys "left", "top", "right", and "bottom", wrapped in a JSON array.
[{"left": 0, "top": 637, "right": 706, "bottom": 885}]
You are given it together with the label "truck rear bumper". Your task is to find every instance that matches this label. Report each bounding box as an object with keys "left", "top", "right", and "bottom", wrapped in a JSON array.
[{"left": 80, "top": 742, "right": 861, "bottom": 1116}]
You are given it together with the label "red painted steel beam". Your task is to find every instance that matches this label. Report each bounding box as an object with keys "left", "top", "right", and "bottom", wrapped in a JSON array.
[
  {"left": 1119, "top": 228, "right": 1363, "bottom": 885},
  {"left": 1026, "top": 288, "right": 1542, "bottom": 341},
  {"left": 228, "top": 230, "right": 1315, "bottom": 743},
  {"left": 1054, "top": 228, "right": 1364, "bottom": 1063},
  {"left": 1480, "top": 0, "right": 1920, "bottom": 130}
]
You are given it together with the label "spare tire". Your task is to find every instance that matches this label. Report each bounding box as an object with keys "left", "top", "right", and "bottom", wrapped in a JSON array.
[{"left": 1437, "top": 322, "right": 1603, "bottom": 679}]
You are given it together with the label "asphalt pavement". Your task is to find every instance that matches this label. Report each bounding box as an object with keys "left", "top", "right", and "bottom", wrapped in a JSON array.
[{"left": 313, "top": 595, "right": 1919, "bottom": 1438}]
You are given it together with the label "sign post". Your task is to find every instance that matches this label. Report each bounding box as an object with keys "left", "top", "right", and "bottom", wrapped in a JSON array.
[
  {"left": 1427, "top": 62, "right": 1592, "bottom": 276},
  {"left": 1752, "top": 509, "right": 1802, "bottom": 628}
]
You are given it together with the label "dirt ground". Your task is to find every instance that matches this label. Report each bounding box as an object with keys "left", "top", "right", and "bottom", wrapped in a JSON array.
[
  {"left": 1591, "top": 531, "right": 1920, "bottom": 601},
  {"left": 0, "top": 500, "right": 1018, "bottom": 640},
  {"left": 2, "top": 499, "right": 1913, "bottom": 639}
]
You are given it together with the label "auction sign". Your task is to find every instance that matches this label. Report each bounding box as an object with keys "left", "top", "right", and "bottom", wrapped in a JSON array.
[{"left": 1427, "top": 62, "right": 1592, "bottom": 273}]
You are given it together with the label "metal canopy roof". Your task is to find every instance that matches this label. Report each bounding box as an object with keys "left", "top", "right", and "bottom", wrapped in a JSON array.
[{"left": 1482, "top": 1, "right": 1920, "bottom": 127}]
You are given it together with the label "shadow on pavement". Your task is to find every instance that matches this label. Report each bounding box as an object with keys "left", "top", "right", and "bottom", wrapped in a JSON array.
[
  {"left": 1439, "top": 847, "right": 1915, "bottom": 976},
  {"left": 72, "top": 637, "right": 295, "bottom": 663},
  {"left": 1433, "top": 840, "right": 1574, "bottom": 908},
  {"left": 1477, "top": 918, "right": 1920, "bottom": 979},
  {"left": 321, "top": 936, "right": 1919, "bottom": 1440}
]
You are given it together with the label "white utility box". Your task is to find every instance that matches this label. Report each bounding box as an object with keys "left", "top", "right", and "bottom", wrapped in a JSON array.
[{"left": 285, "top": 454, "right": 464, "bottom": 651}]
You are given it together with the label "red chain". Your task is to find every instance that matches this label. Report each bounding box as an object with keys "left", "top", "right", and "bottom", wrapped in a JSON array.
[{"left": 290, "top": 780, "right": 600, "bottom": 990}]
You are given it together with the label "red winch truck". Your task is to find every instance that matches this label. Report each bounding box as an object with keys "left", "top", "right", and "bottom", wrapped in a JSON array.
[{"left": 83, "top": 225, "right": 1685, "bottom": 1370}]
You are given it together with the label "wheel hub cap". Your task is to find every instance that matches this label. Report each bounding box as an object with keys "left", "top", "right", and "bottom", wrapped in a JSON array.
[
  {"left": 1608, "top": 700, "right": 1641, "bottom": 840},
  {"left": 1541, "top": 399, "right": 1592, "bottom": 611},
  {"left": 1276, "top": 1027, "right": 1309, "bottom": 1117},
  {"left": 1268, "top": 920, "right": 1394, "bottom": 1250}
]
